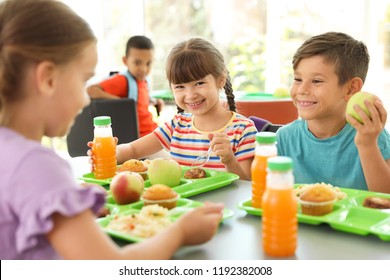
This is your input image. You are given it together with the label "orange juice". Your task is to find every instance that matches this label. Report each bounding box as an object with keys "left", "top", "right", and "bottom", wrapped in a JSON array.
[
  {"left": 92, "top": 136, "right": 117, "bottom": 179},
  {"left": 92, "top": 116, "right": 117, "bottom": 179},
  {"left": 262, "top": 188, "right": 297, "bottom": 257},
  {"left": 251, "top": 132, "right": 277, "bottom": 208},
  {"left": 251, "top": 155, "right": 271, "bottom": 208},
  {"left": 262, "top": 156, "right": 297, "bottom": 257}
]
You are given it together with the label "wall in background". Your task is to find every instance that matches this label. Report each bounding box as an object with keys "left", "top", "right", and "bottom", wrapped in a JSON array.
[{"left": 63, "top": 0, "right": 390, "bottom": 109}]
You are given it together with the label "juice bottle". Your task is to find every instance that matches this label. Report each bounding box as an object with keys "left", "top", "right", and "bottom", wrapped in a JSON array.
[
  {"left": 92, "top": 116, "right": 117, "bottom": 179},
  {"left": 251, "top": 132, "right": 277, "bottom": 208},
  {"left": 262, "top": 156, "right": 297, "bottom": 257}
]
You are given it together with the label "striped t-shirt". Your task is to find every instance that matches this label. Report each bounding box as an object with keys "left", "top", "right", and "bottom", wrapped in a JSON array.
[{"left": 154, "top": 112, "right": 257, "bottom": 171}]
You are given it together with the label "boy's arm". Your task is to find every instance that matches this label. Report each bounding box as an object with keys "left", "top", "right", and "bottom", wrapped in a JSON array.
[
  {"left": 348, "top": 98, "right": 390, "bottom": 194},
  {"left": 87, "top": 84, "right": 120, "bottom": 99},
  {"left": 356, "top": 145, "right": 390, "bottom": 194}
]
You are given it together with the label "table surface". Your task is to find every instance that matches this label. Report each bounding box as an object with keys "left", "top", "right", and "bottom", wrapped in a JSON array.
[
  {"left": 172, "top": 180, "right": 390, "bottom": 260},
  {"left": 69, "top": 157, "right": 390, "bottom": 260}
]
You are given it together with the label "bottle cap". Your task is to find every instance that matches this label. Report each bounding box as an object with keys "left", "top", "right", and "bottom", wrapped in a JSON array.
[
  {"left": 93, "top": 116, "right": 111, "bottom": 126},
  {"left": 256, "top": 132, "right": 276, "bottom": 144},
  {"left": 267, "top": 156, "right": 293, "bottom": 171}
]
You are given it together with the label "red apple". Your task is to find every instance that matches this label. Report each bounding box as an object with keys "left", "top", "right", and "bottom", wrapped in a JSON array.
[
  {"left": 109, "top": 171, "right": 144, "bottom": 205},
  {"left": 148, "top": 158, "right": 182, "bottom": 187}
]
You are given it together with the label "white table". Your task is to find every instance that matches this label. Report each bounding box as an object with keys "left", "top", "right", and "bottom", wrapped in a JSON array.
[
  {"left": 172, "top": 180, "right": 390, "bottom": 260},
  {"left": 68, "top": 157, "right": 390, "bottom": 260}
]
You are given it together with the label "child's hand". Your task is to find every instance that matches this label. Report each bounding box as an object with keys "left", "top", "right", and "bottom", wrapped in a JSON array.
[
  {"left": 80, "top": 182, "right": 107, "bottom": 193},
  {"left": 175, "top": 202, "right": 224, "bottom": 246},
  {"left": 86, "top": 141, "right": 95, "bottom": 172},
  {"left": 347, "top": 98, "right": 387, "bottom": 146},
  {"left": 209, "top": 132, "right": 234, "bottom": 164},
  {"left": 87, "top": 137, "right": 118, "bottom": 172},
  {"left": 155, "top": 98, "right": 164, "bottom": 115}
]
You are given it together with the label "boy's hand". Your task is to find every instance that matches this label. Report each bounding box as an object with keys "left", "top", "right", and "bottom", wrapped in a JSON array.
[
  {"left": 347, "top": 99, "right": 387, "bottom": 146},
  {"left": 155, "top": 98, "right": 164, "bottom": 115},
  {"left": 150, "top": 98, "right": 164, "bottom": 116}
]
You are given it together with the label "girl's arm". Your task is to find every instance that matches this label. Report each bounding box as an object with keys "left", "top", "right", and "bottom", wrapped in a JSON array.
[
  {"left": 46, "top": 203, "right": 224, "bottom": 260},
  {"left": 87, "top": 133, "right": 163, "bottom": 168},
  {"left": 116, "top": 133, "right": 163, "bottom": 164},
  {"left": 222, "top": 157, "right": 253, "bottom": 181},
  {"left": 211, "top": 132, "right": 253, "bottom": 180}
]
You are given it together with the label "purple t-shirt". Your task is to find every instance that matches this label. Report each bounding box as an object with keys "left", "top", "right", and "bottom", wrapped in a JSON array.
[{"left": 0, "top": 128, "right": 106, "bottom": 259}]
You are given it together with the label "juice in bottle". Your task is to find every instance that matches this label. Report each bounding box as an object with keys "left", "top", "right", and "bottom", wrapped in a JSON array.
[
  {"left": 251, "top": 132, "right": 277, "bottom": 208},
  {"left": 262, "top": 156, "right": 297, "bottom": 257},
  {"left": 92, "top": 116, "right": 117, "bottom": 179}
]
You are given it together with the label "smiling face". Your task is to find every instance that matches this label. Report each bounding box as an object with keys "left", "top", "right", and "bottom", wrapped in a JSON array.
[
  {"left": 170, "top": 74, "right": 223, "bottom": 116},
  {"left": 291, "top": 55, "right": 350, "bottom": 122},
  {"left": 123, "top": 48, "right": 154, "bottom": 81}
]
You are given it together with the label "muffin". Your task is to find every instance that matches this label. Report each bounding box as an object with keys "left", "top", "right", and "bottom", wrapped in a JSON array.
[
  {"left": 117, "top": 159, "right": 148, "bottom": 180},
  {"left": 298, "top": 184, "right": 337, "bottom": 216},
  {"left": 294, "top": 182, "right": 347, "bottom": 200},
  {"left": 143, "top": 159, "right": 151, "bottom": 167},
  {"left": 142, "top": 184, "right": 179, "bottom": 209},
  {"left": 184, "top": 167, "right": 207, "bottom": 179}
]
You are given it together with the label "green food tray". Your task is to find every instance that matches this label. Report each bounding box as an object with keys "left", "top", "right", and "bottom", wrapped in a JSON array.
[
  {"left": 150, "top": 89, "right": 173, "bottom": 100},
  {"left": 97, "top": 198, "right": 234, "bottom": 243},
  {"left": 237, "top": 187, "right": 390, "bottom": 241},
  {"left": 81, "top": 166, "right": 239, "bottom": 198}
]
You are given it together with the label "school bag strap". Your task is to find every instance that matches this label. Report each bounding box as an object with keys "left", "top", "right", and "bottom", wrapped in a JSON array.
[
  {"left": 120, "top": 70, "right": 138, "bottom": 102},
  {"left": 120, "top": 70, "right": 151, "bottom": 103}
]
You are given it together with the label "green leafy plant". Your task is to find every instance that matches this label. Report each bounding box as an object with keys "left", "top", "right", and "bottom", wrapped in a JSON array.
[{"left": 226, "top": 37, "right": 266, "bottom": 92}]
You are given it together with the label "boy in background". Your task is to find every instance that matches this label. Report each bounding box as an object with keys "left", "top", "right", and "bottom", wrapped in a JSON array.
[{"left": 87, "top": 35, "right": 163, "bottom": 137}]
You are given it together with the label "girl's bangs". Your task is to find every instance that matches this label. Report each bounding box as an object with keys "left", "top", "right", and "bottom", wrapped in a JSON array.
[{"left": 168, "top": 51, "right": 212, "bottom": 84}]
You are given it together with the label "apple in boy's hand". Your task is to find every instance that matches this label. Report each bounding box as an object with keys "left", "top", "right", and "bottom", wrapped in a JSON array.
[
  {"left": 110, "top": 171, "right": 144, "bottom": 205},
  {"left": 346, "top": 91, "right": 378, "bottom": 124},
  {"left": 148, "top": 158, "right": 182, "bottom": 187}
]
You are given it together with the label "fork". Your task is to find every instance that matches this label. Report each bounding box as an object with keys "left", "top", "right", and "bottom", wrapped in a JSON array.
[{"left": 191, "top": 146, "right": 212, "bottom": 167}]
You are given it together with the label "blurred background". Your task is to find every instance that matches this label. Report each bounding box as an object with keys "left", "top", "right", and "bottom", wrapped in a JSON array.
[
  {"left": 62, "top": 0, "right": 390, "bottom": 97},
  {"left": 48, "top": 0, "right": 390, "bottom": 155}
]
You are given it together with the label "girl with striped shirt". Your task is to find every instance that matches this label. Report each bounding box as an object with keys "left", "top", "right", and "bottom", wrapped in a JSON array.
[{"left": 115, "top": 38, "right": 257, "bottom": 180}]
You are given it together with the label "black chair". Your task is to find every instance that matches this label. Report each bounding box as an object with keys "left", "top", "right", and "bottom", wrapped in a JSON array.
[
  {"left": 249, "top": 116, "right": 283, "bottom": 132},
  {"left": 66, "top": 99, "right": 139, "bottom": 157},
  {"left": 265, "top": 123, "right": 283, "bottom": 132}
]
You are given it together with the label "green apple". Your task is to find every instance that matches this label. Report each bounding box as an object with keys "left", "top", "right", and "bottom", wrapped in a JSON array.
[
  {"left": 346, "top": 91, "right": 378, "bottom": 124},
  {"left": 148, "top": 158, "right": 182, "bottom": 187},
  {"left": 273, "top": 86, "right": 290, "bottom": 98},
  {"left": 110, "top": 171, "right": 144, "bottom": 205}
]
